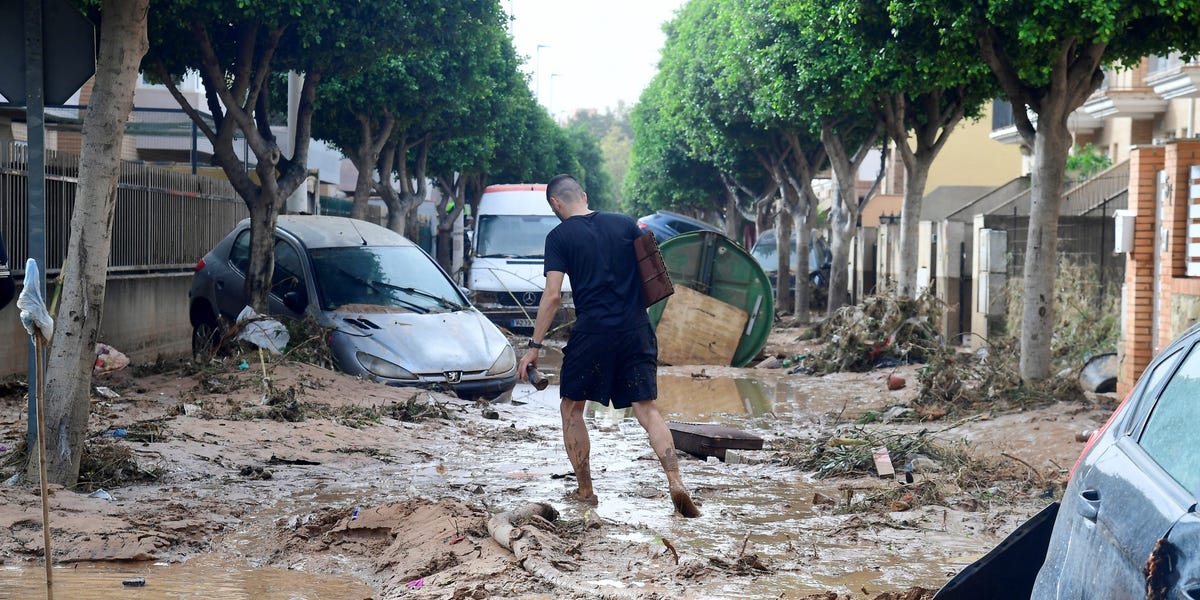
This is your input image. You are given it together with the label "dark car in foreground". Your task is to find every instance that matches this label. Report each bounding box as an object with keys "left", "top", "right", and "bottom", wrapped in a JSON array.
[
  {"left": 636, "top": 210, "right": 721, "bottom": 241},
  {"left": 189, "top": 216, "right": 518, "bottom": 401},
  {"left": 1028, "top": 322, "right": 1200, "bottom": 598},
  {"left": 937, "top": 323, "right": 1200, "bottom": 599}
]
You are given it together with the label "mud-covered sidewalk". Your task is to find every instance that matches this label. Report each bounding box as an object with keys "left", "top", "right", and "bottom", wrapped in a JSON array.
[{"left": 0, "top": 327, "right": 1118, "bottom": 599}]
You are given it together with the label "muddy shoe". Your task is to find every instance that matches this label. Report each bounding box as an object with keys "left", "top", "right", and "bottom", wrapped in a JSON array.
[{"left": 671, "top": 489, "right": 701, "bottom": 518}]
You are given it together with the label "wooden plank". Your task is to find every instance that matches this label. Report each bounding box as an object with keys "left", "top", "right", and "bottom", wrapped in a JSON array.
[
  {"left": 655, "top": 285, "right": 748, "bottom": 366},
  {"left": 668, "top": 422, "right": 764, "bottom": 461}
]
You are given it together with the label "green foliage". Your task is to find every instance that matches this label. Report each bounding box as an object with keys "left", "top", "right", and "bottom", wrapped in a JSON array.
[
  {"left": 1005, "top": 258, "right": 1121, "bottom": 369},
  {"left": 1066, "top": 143, "right": 1113, "bottom": 181}
]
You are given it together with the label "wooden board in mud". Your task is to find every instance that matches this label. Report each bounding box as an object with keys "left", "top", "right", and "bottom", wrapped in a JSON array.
[{"left": 668, "top": 422, "right": 763, "bottom": 461}]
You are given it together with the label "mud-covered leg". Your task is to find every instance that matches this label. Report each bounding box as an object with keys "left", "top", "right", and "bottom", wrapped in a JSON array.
[
  {"left": 560, "top": 398, "right": 597, "bottom": 504},
  {"left": 631, "top": 400, "right": 701, "bottom": 518}
]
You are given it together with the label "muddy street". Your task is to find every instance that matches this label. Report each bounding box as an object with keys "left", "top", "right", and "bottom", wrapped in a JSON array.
[{"left": 0, "top": 329, "right": 1116, "bottom": 599}]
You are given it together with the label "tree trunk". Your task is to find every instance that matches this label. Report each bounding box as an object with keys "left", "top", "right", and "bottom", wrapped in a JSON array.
[
  {"left": 350, "top": 113, "right": 393, "bottom": 221},
  {"left": 33, "top": 0, "right": 148, "bottom": 485},
  {"left": 723, "top": 188, "right": 741, "bottom": 241},
  {"left": 1019, "top": 116, "right": 1072, "bottom": 381},
  {"left": 245, "top": 195, "right": 283, "bottom": 312},
  {"left": 827, "top": 181, "right": 855, "bottom": 314},
  {"left": 896, "top": 158, "right": 932, "bottom": 298},
  {"left": 774, "top": 206, "right": 793, "bottom": 314},
  {"left": 351, "top": 152, "right": 374, "bottom": 220},
  {"left": 822, "top": 121, "right": 881, "bottom": 314},
  {"left": 791, "top": 203, "right": 812, "bottom": 321}
]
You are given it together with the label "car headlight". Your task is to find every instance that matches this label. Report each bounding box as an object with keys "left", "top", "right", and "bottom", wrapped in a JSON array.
[
  {"left": 356, "top": 351, "right": 418, "bottom": 380},
  {"left": 486, "top": 345, "right": 516, "bottom": 375}
]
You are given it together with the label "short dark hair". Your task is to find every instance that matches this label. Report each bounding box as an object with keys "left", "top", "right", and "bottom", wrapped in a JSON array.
[{"left": 547, "top": 174, "right": 583, "bottom": 203}]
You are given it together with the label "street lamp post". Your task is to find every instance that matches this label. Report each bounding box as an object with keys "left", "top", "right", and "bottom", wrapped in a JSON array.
[
  {"left": 549, "top": 72, "right": 561, "bottom": 119},
  {"left": 535, "top": 44, "right": 549, "bottom": 102}
]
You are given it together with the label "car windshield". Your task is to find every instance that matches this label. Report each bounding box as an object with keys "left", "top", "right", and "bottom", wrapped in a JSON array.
[
  {"left": 752, "top": 233, "right": 830, "bottom": 274},
  {"left": 308, "top": 246, "right": 466, "bottom": 313},
  {"left": 752, "top": 239, "right": 799, "bottom": 272},
  {"left": 475, "top": 214, "right": 559, "bottom": 258}
]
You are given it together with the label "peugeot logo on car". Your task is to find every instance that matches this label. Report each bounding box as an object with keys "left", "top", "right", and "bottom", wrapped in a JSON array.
[
  {"left": 444, "top": 371, "right": 463, "bottom": 384},
  {"left": 522, "top": 292, "right": 538, "bottom": 306}
]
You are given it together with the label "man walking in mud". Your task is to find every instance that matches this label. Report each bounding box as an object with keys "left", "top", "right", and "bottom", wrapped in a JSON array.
[{"left": 518, "top": 174, "right": 701, "bottom": 518}]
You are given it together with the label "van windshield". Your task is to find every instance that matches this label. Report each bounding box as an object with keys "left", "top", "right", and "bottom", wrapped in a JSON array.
[{"left": 475, "top": 215, "right": 560, "bottom": 258}]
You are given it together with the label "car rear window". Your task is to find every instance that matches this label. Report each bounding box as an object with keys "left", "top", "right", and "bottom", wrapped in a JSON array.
[{"left": 1139, "top": 343, "right": 1200, "bottom": 495}]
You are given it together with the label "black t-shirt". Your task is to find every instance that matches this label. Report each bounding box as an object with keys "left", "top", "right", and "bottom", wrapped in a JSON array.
[{"left": 544, "top": 211, "right": 648, "bottom": 333}]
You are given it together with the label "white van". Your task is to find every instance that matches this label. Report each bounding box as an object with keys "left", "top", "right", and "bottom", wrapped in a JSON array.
[{"left": 468, "top": 184, "right": 572, "bottom": 331}]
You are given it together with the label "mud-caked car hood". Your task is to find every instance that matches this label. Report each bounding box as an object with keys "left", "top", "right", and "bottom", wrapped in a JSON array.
[{"left": 326, "top": 307, "right": 510, "bottom": 376}]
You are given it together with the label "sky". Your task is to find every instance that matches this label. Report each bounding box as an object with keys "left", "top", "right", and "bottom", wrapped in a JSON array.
[{"left": 505, "top": 0, "right": 687, "bottom": 120}]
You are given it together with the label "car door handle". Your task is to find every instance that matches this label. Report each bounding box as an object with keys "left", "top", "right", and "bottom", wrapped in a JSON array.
[{"left": 1076, "top": 489, "right": 1100, "bottom": 522}]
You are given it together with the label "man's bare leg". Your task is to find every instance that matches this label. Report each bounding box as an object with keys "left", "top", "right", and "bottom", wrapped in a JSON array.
[
  {"left": 560, "top": 398, "right": 597, "bottom": 504},
  {"left": 631, "top": 400, "right": 701, "bottom": 518}
]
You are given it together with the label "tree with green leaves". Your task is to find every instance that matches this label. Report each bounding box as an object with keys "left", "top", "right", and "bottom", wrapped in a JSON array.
[
  {"left": 313, "top": 0, "right": 517, "bottom": 269},
  {"left": 801, "top": 0, "right": 995, "bottom": 298},
  {"left": 893, "top": 0, "right": 1200, "bottom": 380},
  {"left": 624, "top": 75, "right": 728, "bottom": 219},
  {"left": 144, "top": 0, "right": 408, "bottom": 312},
  {"left": 746, "top": 0, "right": 880, "bottom": 314},
  {"left": 563, "top": 123, "right": 615, "bottom": 212},
  {"left": 35, "top": 0, "right": 148, "bottom": 485}
]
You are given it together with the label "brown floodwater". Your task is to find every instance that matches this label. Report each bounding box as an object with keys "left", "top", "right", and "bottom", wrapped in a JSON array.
[
  {"left": 2, "top": 350, "right": 981, "bottom": 599},
  {"left": 0, "top": 557, "right": 373, "bottom": 599}
]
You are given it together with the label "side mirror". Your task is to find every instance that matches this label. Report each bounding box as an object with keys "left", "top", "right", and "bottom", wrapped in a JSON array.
[
  {"left": 460, "top": 286, "right": 474, "bottom": 300},
  {"left": 283, "top": 291, "right": 308, "bottom": 313}
]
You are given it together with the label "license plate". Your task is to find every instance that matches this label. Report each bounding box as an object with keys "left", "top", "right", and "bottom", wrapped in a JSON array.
[{"left": 510, "top": 318, "right": 535, "bottom": 328}]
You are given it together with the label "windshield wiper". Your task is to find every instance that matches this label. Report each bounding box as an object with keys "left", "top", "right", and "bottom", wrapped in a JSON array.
[
  {"left": 374, "top": 281, "right": 465, "bottom": 312},
  {"left": 333, "top": 268, "right": 428, "bottom": 313}
]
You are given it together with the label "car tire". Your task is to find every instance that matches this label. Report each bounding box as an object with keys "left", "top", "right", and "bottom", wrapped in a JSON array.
[{"left": 192, "top": 314, "right": 221, "bottom": 363}]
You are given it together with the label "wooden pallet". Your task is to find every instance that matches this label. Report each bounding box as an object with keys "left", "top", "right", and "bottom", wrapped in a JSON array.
[
  {"left": 668, "top": 422, "right": 764, "bottom": 461},
  {"left": 655, "top": 285, "right": 748, "bottom": 366}
]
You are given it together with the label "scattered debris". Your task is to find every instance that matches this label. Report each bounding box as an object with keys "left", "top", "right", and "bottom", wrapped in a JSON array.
[
  {"left": 77, "top": 439, "right": 161, "bottom": 492},
  {"left": 668, "top": 422, "right": 765, "bottom": 462},
  {"left": 94, "top": 343, "right": 130, "bottom": 375},
  {"left": 94, "top": 386, "right": 121, "bottom": 399},
  {"left": 872, "top": 447, "right": 895, "bottom": 478},
  {"left": 87, "top": 489, "right": 114, "bottom": 501},
  {"left": 801, "top": 295, "right": 941, "bottom": 374}
]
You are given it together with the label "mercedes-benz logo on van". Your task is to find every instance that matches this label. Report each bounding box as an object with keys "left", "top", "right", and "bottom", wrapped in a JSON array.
[
  {"left": 444, "top": 371, "right": 462, "bottom": 384},
  {"left": 522, "top": 292, "right": 538, "bottom": 306}
]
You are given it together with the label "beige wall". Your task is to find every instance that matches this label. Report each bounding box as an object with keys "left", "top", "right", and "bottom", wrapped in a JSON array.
[
  {"left": 1092, "top": 116, "right": 1139, "bottom": 163},
  {"left": 924, "top": 104, "right": 1025, "bottom": 190},
  {"left": 1162, "top": 98, "right": 1200, "bottom": 140}
]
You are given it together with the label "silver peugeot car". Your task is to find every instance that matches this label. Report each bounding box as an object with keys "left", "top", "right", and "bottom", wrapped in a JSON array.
[{"left": 188, "top": 215, "right": 518, "bottom": 400}]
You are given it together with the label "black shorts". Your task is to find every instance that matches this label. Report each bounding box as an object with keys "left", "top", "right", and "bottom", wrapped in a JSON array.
[{"left": 560, "top": 323, "right": 657, "bottom": 409}]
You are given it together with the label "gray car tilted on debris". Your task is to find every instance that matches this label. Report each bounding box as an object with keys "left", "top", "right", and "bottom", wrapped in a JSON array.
[{"left": 188, "top": 216, "right": 518, "bottom": 401}]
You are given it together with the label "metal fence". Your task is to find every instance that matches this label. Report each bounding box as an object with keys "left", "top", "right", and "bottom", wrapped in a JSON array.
[{"left": 0, "top": 141, "right": 247, "bottom": 274}]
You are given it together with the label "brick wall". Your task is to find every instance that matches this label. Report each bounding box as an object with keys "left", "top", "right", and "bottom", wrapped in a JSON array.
[{"left": 1121, "top": 141, "right": 1200, "bottom": 396}]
